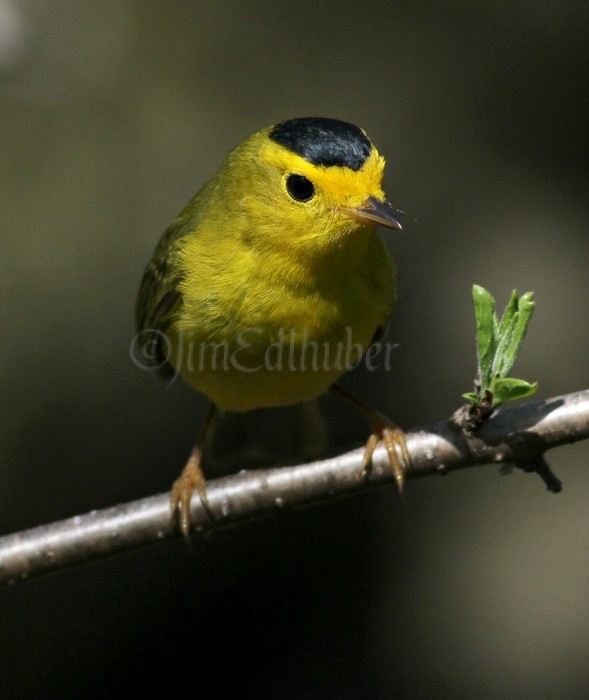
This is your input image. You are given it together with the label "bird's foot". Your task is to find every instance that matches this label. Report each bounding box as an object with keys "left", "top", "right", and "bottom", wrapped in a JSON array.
[
  {"left": 361, "top": 417, "right": 410, "bottom": 493},
  {"left": 170, "top": 456, "right": 212, "bottom": 536}
]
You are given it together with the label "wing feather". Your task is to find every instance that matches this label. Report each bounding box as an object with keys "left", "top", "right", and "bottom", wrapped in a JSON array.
[{"left": 135, "top": 219, "right": 189, "bottom": 379}]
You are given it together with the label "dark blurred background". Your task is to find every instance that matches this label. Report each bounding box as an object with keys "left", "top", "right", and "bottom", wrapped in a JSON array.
[{"left": 1, "top": 1, "right": 588, "bottom": 698}]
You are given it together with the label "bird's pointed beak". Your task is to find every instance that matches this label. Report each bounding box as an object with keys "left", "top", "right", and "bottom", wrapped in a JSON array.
[{"left": 345, "top": 196, "right": 403, "bottom": 230}]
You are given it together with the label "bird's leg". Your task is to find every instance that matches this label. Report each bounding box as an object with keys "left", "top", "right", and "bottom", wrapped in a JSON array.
[
  {"left": 331, "top": 384, "right": 410, "bottom": 492},
  {"left": 170, "top": 404, "right": 216, "bottom": 536}
]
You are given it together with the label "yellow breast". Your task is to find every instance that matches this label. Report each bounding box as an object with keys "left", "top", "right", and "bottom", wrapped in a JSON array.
[{"left": 169, "top": 223, "right": 394, "bottom": 411}]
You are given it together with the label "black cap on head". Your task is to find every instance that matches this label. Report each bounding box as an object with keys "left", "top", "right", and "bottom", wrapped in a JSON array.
[{"left": 269, "top": 117, "right": 372, "bottom": 172}]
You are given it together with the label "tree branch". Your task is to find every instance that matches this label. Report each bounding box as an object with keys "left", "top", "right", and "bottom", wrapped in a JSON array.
[{"left": 1, "top": 389, "right": 588, "bottom": 585}]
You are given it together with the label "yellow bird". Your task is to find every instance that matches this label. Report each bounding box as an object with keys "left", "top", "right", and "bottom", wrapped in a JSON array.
[{"left": 136, "top": 117, "right": 409, "bottom": 534}]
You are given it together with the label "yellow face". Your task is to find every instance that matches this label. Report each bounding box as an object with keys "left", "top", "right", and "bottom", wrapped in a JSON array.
[{"left": 221, "top": 125, "right": 400, "bottom": 256}]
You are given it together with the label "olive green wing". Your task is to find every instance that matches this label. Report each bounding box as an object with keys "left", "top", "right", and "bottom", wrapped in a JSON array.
[{"left": 135, "top": 222, "right": 187, "bottom": 380}]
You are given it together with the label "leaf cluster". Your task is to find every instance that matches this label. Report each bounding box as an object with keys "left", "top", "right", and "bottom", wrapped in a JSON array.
[{"left": 464, "top": 285, "right": 537, "bottom": 408}]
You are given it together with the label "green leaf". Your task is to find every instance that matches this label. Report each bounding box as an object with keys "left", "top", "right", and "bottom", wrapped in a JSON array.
[
  {"left": 492, "top": 311, "right": 519, "bottom": 378},
  {"left": 490, "top": 377, "right": 538, "bottom": 406},
  {"left": 511, "top": 291, "right": 535, "bottom": 354},
  {"left": 493, "top": 292, "right": 535, "bottom": 379},
  {"left": 492, "top": 289, "right": 519, "bottom": 378},
  {"left": 462, "top": 392, "right": 481, "bottom": 405},
  {"left": 472, "top": 285, "right": 497, "bottom": 389},
  {"left": 496, "top": 290, "right": 519, "bottom": 340}
]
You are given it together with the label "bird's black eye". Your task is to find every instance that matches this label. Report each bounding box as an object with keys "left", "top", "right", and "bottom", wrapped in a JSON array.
[{"left": 286, "top": 174, "right": 315, "bottom": 202}]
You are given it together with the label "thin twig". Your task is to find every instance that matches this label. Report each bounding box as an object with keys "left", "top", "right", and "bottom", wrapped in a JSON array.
[{"left": 1, "top": 390, "right": 588, "bottom": 585}]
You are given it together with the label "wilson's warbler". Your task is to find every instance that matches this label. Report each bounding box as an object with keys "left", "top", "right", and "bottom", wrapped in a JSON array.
[{"left": 136, "top": 117, "right": 409, "bottom": 534}]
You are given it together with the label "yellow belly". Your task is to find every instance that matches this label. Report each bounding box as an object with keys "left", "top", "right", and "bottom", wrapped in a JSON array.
[{"left": 168, "top": 321, "right": 376, "bottom": 411}]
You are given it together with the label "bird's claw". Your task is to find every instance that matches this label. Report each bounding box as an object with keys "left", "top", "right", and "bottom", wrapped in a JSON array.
[
  {"left": 170, "top": 457, "right": 212, "bottom": 536},
  {"left": 361, "top": 419, "right": 410, "bottom": 493}
]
